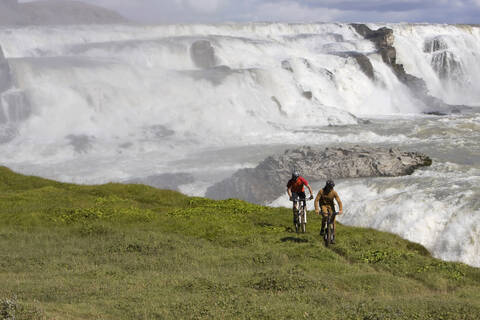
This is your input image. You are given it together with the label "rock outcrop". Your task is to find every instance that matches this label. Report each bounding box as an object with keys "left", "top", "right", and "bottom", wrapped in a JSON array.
[
  {"left": 190, "top": 40, "right": 217, "bottom": 69},
  {"left": 206, "top": 146, "right": 432, "bottom": 204},
  {"left": 351, "top": 24, "right": 426, "bottom": 93},
  {"left": 333, "top": 52, "right": 375, "bottom": 80},
  {"left": 424, "top": 36, "right": 463, "bottom": 81},
  {"left": 0, "top": 0, "right": 128, "bottom": 26}
]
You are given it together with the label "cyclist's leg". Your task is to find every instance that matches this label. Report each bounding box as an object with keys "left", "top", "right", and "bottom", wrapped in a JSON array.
[
  {"left": 292, "top": 202, "right": 297, "bottom": 224},
  {"left": 292, "top": 193, "right": 299, "bottom": 224},
  {"left": 331, "top": 206, "right": 337, "bottom": 231},
  {"left": 300, "top": 192, "right": 307, "bottom": 224},
  {"left": 320, "top": 205, "right": 328, "bottom": 235}
]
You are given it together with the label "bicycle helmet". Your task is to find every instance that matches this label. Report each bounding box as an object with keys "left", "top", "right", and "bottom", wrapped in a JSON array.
[
  {"left": 292, "top": 170, "right": 300, "bottom": 180},
  {"left": 326, "top": 179, "right": 335, "bottom": 188}
]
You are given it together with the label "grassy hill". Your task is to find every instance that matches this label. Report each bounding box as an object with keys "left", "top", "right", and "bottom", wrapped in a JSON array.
[{"left": 0, "top": 166, "right": 479, "bottom": 319}]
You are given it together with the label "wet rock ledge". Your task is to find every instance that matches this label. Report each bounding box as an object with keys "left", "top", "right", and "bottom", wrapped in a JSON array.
[{"left": 206, "top": 146, "right": 432, "bottom": 204}]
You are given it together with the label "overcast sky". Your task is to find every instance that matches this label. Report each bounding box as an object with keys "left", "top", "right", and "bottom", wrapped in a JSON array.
[{"left": 21, "top": 0, "right": 480, "bottom": 24}]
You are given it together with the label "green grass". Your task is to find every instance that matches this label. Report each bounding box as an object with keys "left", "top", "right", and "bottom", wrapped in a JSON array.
[{"left": 0, "top": 166, "right": 479, "bottom": 319}]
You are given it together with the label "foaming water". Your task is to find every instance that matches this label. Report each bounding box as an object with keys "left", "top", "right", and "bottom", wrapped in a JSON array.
[
  {"left": 339, "top": 163, "right": 480, "bottom": 267},
  {"left": 381, "top": 24, "right": 480, "bottom": 106}
]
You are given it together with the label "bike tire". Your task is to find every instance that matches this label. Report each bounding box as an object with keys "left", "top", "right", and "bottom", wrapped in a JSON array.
[
  {"left": 325, "top": 215, "right": 332, "bottom": 247},
  {"left": 301, "top": 207, "right": 306, "bottom": 233},
  {"left": 293, "top": 204, "right": 299, "bottom": 233}
]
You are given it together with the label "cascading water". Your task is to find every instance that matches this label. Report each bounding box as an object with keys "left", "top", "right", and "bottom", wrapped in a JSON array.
[{"left": 0, "top": 23, "right": 479, "bottom": 266}]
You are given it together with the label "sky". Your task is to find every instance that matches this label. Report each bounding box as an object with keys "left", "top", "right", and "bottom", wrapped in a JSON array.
[{"left": 20, "top": 0, "right": 480, "bottom": 24}]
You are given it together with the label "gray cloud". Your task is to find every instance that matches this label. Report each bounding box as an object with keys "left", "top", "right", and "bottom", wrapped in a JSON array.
[{"left": 19, "top": 0, "right": 480, "bottom": 24}]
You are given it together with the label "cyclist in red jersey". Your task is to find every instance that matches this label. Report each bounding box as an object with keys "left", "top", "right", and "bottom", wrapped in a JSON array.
[{"left": 287, "top": 171, "right": 314, "bottom": 223}]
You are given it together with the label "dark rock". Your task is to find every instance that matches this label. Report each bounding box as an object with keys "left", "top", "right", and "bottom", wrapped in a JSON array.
[
  {"left": 352, "top": 24, "right": 394, "bottom": 48},
  {"left": 424, "top": 36, "right": 464, "bottom": 93},
  {"left": 424, "top": 36, "right": 448, "bottom": 53},
  {"left": 431, "top": 51, "right": 463, "bottom": 80},
  {"left": 423, "top": 111, "right": 447, "bottom": 116},
  {"left": 350, "top": 23, "right": 373, "bottom": 38},
  {"left": 190, "top": 40, "right": 217, "bottom": 69},
  {"left": 379, "top": 46, "right": 397, "bottom": 65},
  {"left": 281, "top": 60, "right": 294, "bottom": 73},
  {"left": 366, "top": 27, "right": 395, "bottom": 48},
  {"left": 126, "top": 173, "right": 195, "bottom": 191},
  {"left": 302, "top": 91, "right": 313, "bottom": 100},
  {"left": 206, "top": 146, "right": 432, "bottom": 204},
  {"left": 321, "top": 68, "right": 335, "bottom": 81},
  {"left": 271, "top": 96, "right": 286, "bottom": 115},
  {"left": 353, "top": 54, "right": 375, "bottom": 80},
  {"left": 332, "top": 51, "right": 375, "bottom": 80},
  {"left": 351, "top": 24, "right": 409, "bottom": 82}
]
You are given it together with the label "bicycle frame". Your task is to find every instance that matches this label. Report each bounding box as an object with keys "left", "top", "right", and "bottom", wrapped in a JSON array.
[
  {"left": 323, "top": 211, "right": 337, "bottom": 247},
  {"left": 291, "top": 195, "right": 310, "bottom": 233}
]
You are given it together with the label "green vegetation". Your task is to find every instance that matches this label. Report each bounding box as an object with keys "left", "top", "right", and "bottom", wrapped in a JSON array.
[{"left": 0, "top": 166, "right": 479, "bottom": 319}]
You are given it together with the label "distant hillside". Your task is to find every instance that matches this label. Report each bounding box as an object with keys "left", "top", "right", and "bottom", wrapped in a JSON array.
[{"left": 0, "top": 0, "right": 128, "bottom": 26}]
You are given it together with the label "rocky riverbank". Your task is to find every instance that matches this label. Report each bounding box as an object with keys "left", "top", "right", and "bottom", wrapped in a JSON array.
[{"left": 206, "top": 146, "right": 432, "bottom": 204}]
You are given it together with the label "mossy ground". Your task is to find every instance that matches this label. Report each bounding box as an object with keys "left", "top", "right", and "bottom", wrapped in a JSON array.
[{"left": 1, "top": 166, "right": 479, "bottom": 319}]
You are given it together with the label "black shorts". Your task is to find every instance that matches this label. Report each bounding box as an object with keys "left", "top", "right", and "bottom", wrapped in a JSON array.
[{"left": 292, "top": 192, "right": 306, "bottom": 205}]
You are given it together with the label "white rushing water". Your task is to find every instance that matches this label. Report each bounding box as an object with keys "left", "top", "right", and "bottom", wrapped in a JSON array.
[{"left": 0, "top": 23, "right": 479, "bottom": 266}]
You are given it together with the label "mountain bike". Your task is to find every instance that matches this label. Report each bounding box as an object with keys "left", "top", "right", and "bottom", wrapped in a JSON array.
[
  {"left": 323, "top": 211, "right": 337, "bottom": 247},
  {"left": 291, "top": 195, "right": 312, "bottom": 233}
]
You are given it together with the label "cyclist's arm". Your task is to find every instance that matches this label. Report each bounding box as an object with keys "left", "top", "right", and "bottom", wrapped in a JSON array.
[
  {"left": 334, "top": 191, "right": 343, "bottom": 214},
  {"left": 287, "top": 186, "right": 293, "bottom": 199},
  {"left": 306, "top": 184, "right": 314, "bottom": 199},
  {"left": 314, "top": 190, "right": 322, "bottom": 214}
]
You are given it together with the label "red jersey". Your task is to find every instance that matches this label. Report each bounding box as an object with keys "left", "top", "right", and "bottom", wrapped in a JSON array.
[{"left": 287, "top": 176, "right": 309, "bottom": 193}]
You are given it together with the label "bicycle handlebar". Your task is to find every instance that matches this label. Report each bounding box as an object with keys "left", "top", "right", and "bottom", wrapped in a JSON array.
[{"left": 290, "top": 196, "right": 313, "bottom": 202}]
